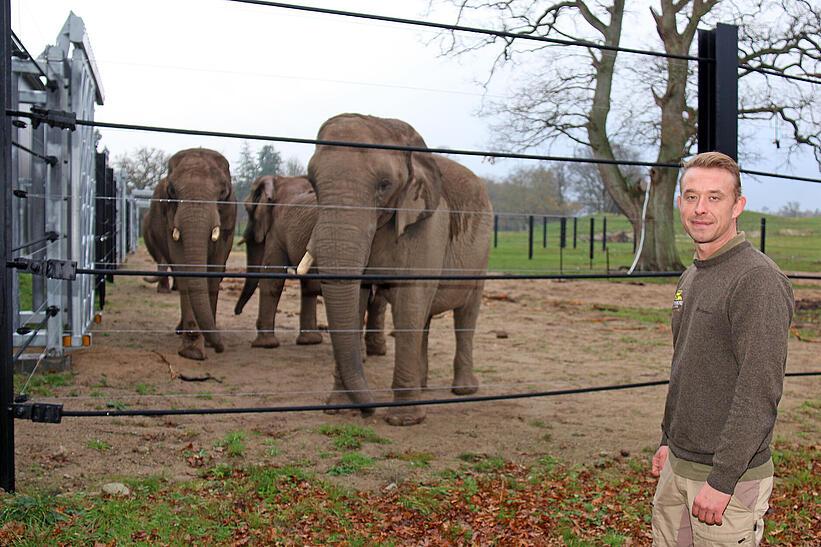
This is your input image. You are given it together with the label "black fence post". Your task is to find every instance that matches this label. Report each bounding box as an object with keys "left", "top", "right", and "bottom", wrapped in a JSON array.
[
  {"left": 760, "top": 217, "right": 766, "bottom": 254},
  {"left": 1, "top": 0, "right": 16, "bottom": 493},
  {"left": 589, "top": 218, "right": 595, "bottom": 269},
  {"left": 602, "top": 217, "right": 607, "bottom": 252},
  {"left": 528, "top": 215, "right": 534, "bottom": 260},
  {"left": 493, "top": 215, "right": 498, "bottom": 248},
  {"left": 542, "top": 216, "right": 547, "bottom": 248},
  {"left": 698, "top": 23, "right": 738, "bottom": 159},
  {"left": 560, "top": 217, "right": 567, "bottom": 274},
  {"left": 573, "top": 217, "right": 577, "bottom": 249}
]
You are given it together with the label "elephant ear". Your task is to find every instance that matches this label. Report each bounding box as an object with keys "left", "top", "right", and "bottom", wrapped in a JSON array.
[
  {"left": 251, "top": 177, "right": 276, "bottom": 244},
  {"left": 395, "top": 149, "right": 442, "bottom": 240}
]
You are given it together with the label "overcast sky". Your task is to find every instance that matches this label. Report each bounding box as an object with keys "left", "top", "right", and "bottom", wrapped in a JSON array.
[{"left": 11, "top": 0, "right": 821, "bottom": 212}]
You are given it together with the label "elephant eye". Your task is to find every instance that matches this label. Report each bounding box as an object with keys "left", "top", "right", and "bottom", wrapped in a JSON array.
[
  {"left": 377, "top": 179, "right": 392, "bottom": 192},
  {"left": 167, "top": 184, "right": 176, "bottom": 199}
]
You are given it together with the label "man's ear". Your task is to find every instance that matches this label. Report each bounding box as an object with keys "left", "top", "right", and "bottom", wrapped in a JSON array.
[
  {"left": 732, "top": 195, "right": 746, "bottom": 221},
  {"left": 395, "top": 152, "right": 442, "bottom": 240}
]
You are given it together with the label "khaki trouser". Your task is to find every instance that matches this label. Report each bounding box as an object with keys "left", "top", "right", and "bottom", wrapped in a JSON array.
[{"left": 651, "top": 460, "right": 773, "bottom": 546}]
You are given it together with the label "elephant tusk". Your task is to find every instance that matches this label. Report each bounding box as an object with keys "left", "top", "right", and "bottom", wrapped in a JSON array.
[
  {"left": 296, "top": 251, "right": 314, "bottom": 275},
  {"left": 172, "top": 227, "right": 181, "bottom": 241},
  {"left": 211, "top": 226, "right": 220, "bottom": 242}
]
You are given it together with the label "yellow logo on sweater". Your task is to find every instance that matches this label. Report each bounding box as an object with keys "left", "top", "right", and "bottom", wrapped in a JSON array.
[{"left": 672, "top": 289, "right": 683, "bottom": 310}]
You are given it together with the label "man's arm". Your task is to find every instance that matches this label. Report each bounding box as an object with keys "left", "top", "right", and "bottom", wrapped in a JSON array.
[{"left": 707, "top": 267, "right": 793, "bottom": 494}]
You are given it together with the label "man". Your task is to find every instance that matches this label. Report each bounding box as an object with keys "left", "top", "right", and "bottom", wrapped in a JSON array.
[{"left": 650, "top": 152, "right": 794, "bottom": 545}]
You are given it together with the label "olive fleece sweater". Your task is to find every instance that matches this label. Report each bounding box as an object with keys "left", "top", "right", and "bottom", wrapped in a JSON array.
[{"left": 660, "top": 236, "right": 794, "bottom": 494}]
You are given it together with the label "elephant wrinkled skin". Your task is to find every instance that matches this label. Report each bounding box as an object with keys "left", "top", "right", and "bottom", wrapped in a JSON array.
[
  {"left": 142, "top": 178, "right": 174, "bottom": 293},
  {"left": 145, "top": 148, "right": 237, "bottom": 360},
  {"left": 235, "top": 175, "right": 388, "bottom": 354},
  {"left": 307, "top": 113, "right": 493, "bottom": 426}
]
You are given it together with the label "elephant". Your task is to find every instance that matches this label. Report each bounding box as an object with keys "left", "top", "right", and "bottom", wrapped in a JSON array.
[
  {"left": 303, "top": 113, "right": 493, "bottom": 426},
  {"left": 144, "top": 148, "right": 237, "bottom": 360},
  {"left": 235, "top": 175, "right": 388, "bottom": 354},
  {"left": 142, "top": 178, "right": 175, "bottom": 293}
]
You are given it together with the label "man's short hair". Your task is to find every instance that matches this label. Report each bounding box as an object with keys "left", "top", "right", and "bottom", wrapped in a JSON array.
[{"left": 680, "top": 152, "right": 742, "bottom": 199}]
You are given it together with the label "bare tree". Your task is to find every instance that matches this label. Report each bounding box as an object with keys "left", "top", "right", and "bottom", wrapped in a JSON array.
[
  {"left": 114, "top": 147, "right": 169, "bottom": 191},
  {"left": 435, "top": 0, "right": 820, "bottom": 270},
  {"left": 283, "top": 156, "right": 306, "bottom": 177}
]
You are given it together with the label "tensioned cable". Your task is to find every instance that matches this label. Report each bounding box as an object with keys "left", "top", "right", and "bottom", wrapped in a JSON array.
[
  {"left": 224, "top": 0, "right": 705, "bottom": 62},
  {"left": 739, "top": 169, "right": 821, "bottom": 184},
  {"left": 11, "top": 233, "right": 58, "bottom": 254},
  {"left": 4, "top": 111, "right": 683, "bottom": 170},
  {"left": 53, "top": 371, "right": 821, "bottom": 418},
  {"left": 40, "top": 370, "right": 821, "bottom": 403},
  {"left": 738, "top": 64, "right": 821, "bottom": 86},
  {"left": 15, "top": 237, "right": 61, "bottom": 261},
  {"left": 11, "top": 141, "right": 56, "bottom": 166},
  {"left": 75, "top": 193, "right": 638, "bottom": 220},
  {"left": 10, "top": 30, "right": 49, "bottom": 84}
]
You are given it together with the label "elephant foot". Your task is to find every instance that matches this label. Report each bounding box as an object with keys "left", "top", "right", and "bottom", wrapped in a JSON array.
[
  {"left": 212, "top": 340, "right": 225, "bottom": 353},
  {"left": 157, "top": 285, "right": 171, "bottom": 294},
  {"left": 323, "top": 391, "right": 374, "bottom": 417},
  {"left": 178, "top": 345, "right": 206, "bottom": 361},
  {"left": 452, "top": 371, "right": 479, "bottom": 396},
  {"left": 385, "top": 405, "right": 426, "bottom": 426},
  {"left": 296, "top": 332, "right": 323, "bottom": 345},
  {"left": 365, "top": 334, "right": 387, "bottom": 356},
  {"left": 252, "top": 334, "right": 280, "bottom": 348}
]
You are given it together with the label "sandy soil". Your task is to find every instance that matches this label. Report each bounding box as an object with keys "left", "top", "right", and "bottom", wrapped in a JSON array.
[{"left": 14, "top": 245, "right": 821, "bottom": 493}]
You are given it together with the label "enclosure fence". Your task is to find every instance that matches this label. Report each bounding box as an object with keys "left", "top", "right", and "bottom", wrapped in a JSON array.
[{"left": 2, "top": 1, "right": 820, "bottom": 492}]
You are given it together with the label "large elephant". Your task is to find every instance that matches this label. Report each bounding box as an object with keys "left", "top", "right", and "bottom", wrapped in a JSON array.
[
  {"left": 144, "top": 148, "right": 237, "bottom": 360},
  {"left": 304, "top": 113, "right": 493, "bottom": 425},
  {"left": 235, "top": 175, "right": 388, "bottom": 354}
]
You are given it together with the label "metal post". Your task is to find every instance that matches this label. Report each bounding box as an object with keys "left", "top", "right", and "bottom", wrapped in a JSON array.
[
  {"left": 602, "top": 217, "right": 607, "bottom": 252},
  {"left": 589, "top": 218, "right": 595, "bottom": 269},
  {"left": 528, "top": 215, "right": 534, "bottom": 260},
  {"left": 1, "top": 0, "right": 17, "bottom": 493},
  {"left": 542, "top": 216, "right": 547, "bottom": 248},
  {"left": 760, "top": 217, "right": 766, "bottom": 254},
  {"left": 698, "top": 24, "right": 738, "bottom": 159},
  {"left": 560, "top": 217, "right": 567, "bottom": 249},
  {"left": 493, "top": 215, "right": 498, "bottom": 248},
  {"left": 572, "top": 217, "right": 577, "bottom": 249}
]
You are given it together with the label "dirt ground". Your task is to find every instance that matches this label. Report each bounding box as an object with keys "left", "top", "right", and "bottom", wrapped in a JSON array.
[{"left": 14, "top": 245, "right": 821, "bottom": 493}]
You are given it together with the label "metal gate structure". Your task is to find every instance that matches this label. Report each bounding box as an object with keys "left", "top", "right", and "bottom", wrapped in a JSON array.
[{"left": 8, "top": 12, "right": 109, "bottom": 366}]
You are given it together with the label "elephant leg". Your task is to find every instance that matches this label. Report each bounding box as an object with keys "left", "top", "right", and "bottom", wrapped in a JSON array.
[
  {"left": 385, "top": 286, "right": 435, "bottom": 426},
  {"left": 178, "top": 282, "right": 206, "bottom": 361},
  {"left": 157, "top": 266, "right": 171, "bottom": 293},
  {"left": 365, "top": 290, "right": 388, "bottom": 356},
  {"left": 451, "top": 286, "right": 482, "bottom": 395},
  {"left": 253, "top": 277, "right": 284, "bottom": 348},
  {"left": 420, "top": 316, "right": 431, "bottom": 389},
  {"left": 296, "top": 280, "right": 322, "bottom": 345},
  {"left": 204, "top": 275, "right": 224, "bottom": 353}
]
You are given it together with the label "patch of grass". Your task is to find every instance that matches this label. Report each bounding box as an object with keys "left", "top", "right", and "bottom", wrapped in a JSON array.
[
  {"left": 135, "top": 383, "right": 155, "bottom": 395},
  {"left": 387, "top": 451, "right": 435, "bottom": 468},
  {"left": 458, "top": 453, "right": 506, "bottom": 473},
  {"left": 106, "top": 400, "right": 128, "bottom": 411},
  {"left": 399, "top": 485, "right": 449, "bottom": 516},
  {"left": 327, "top": 453, "right": 375, "bottom": 476},
  {"left": 13, "top": 371, "right": 74, "bottom": 397},
  {"left": 592, "top": 304, "right": 670, "bottom": 325},
  {"left": 196, "top": 392, "right": 214, "bottom": 400},
  {"left": 216, "top": 431, "right": 246, "bottom": 458},
  {"left": 0, "top": 492, "right": 69, "bottom": 528},
  {"left": 318, "top": 423, "right": 390, "bottom": 450},
  {"left": 92, "top": 375, "right": 110, "bottom": 388},
  {"left": 86, "top": 439, "right": 111, "bottom": 451},
  {"left": 263, "top": 439, "right": 280, "bottom": 457}
]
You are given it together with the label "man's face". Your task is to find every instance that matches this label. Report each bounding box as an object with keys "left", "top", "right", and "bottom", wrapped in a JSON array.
[{"left": 677, "top": 167, "right": 746, "bottom": 248}]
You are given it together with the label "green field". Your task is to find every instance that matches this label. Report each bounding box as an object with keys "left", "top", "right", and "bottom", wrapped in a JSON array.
[{"left": 488, "top": 212, "right": 821, "bottom": 274}]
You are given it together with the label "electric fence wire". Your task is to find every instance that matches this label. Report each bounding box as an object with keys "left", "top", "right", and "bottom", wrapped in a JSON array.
[{"left": 53, "top": 371, "right": 821, "bottom": 418}]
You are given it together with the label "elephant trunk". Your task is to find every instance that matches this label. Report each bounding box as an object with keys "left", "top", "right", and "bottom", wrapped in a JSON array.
[
  {"left": 179, "top": 213, "right": 223, "bottom": 352},
  {"left": 313, "top": 218, "right": 375, "bottom": 407},
  {"left": 235, "top": 240, "right": 263, "bottom": 315}
]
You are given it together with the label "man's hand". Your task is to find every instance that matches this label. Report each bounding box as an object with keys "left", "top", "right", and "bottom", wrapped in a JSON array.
[
  {"left": 692, "top": 483, "right": 732, "bottom": 525},
  {"left": 651, "top": 445, "right": 669, "bottom": 477}
]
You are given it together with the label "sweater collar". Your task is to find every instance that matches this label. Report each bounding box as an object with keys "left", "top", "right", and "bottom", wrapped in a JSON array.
[{"left": 693, "top": 232, "right": 749, "bottom": 269}]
